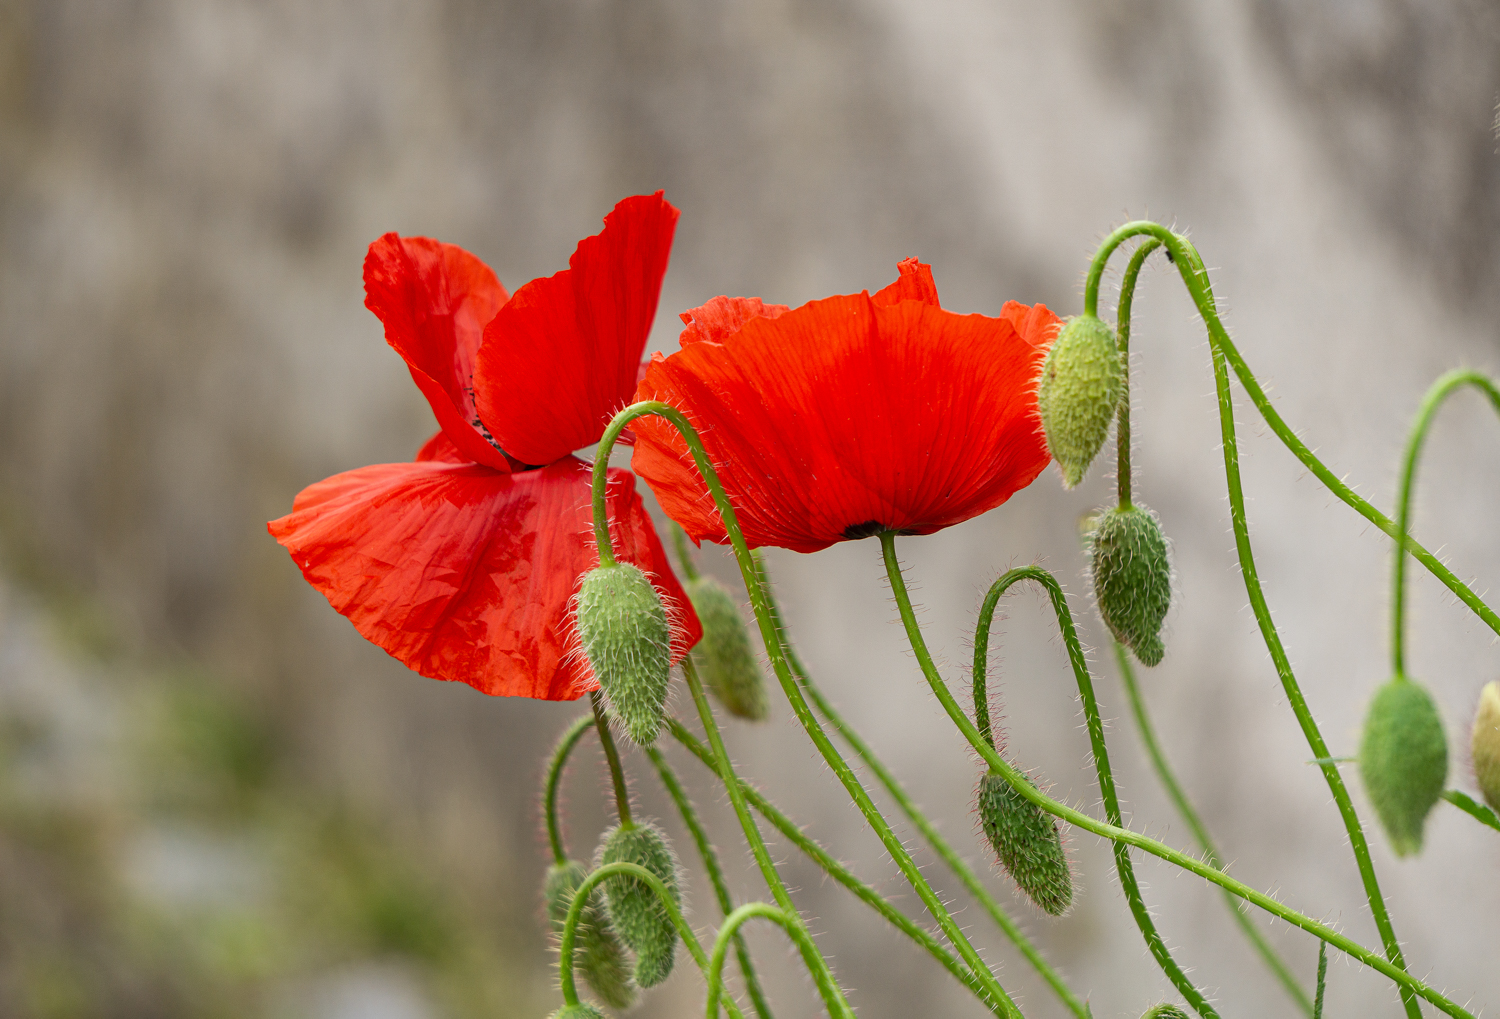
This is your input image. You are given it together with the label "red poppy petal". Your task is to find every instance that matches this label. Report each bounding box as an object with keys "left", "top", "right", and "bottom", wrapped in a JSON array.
[
  {"left": 872, "top": 257, "right": 941, "bottom": 308},
  {"left": 364, "top": 234, "right": 513, "bottom": 471},
  {"left": 999, "top": 299, "right": 1064, "bottom": 351},
  {"left": 415, "top": 430, "right": 467, "bottom": 463},
  {"left": 678, "top": 296, "right": 791, "bottom": 347},
  {"left": 474, "top": 194, "right": 679, "bottom": 466},
  {"left": 632, "top": 294, "right": 1051, "bottom": 553},
  {"left": 268, "top": 456, "right": 699, "bottom": 700}
]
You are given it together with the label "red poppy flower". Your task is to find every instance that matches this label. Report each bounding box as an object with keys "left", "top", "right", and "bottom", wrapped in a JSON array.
[
  {"left": 269, "top": 194, "right": 701, "bottom": 701},
  {"left": 630, "top": 259, "right": 1061, "bottom": 553}
]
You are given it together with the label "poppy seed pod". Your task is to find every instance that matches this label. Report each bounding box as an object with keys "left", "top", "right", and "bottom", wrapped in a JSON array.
[
  {"left": 686, "top": 575, "right": 769, "bottom": 721},
  {"left": 1037, "top": 313, "right": 1124, "bottom": 488},
  {"left": 544, "top": 861, "right": 636, "bottom": 1010},
  {"left": 1142, "top": 1006, "right": 1190, "bottom": 1019},
  {"left": 577, "top": 563, "right": 673, "bottom": 745},
  {"left": 549, "top": 1005, "right": 607, "bottom": 1019},
  {"left": 1471, "top": 680, "right": 1500, "bottom": 811},
  {"left": 1360, "top": 677, "right": 1448, "bottom": 857},
  {"left": 1090, "top": 504, "right": 1172, "bottom": 667},
  {"left": 599, "top": 822, "right": 682, "bottom": 988},
  {"left": 977, "top": 769, "right": 1073, "bottom": 916}
]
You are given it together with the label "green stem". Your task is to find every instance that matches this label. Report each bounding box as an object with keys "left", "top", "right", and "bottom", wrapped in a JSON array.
[
  {"left": 1114, "top": 641, "right": 1313, "bottom": 1015},
  {"left": 672, "top": 521, "right": 703, "bottom": 581},
  {"left": 557, "top": 860, "right": 744, "bottom": 1019},
  {"left": 1441, "top": 789, "right": 1500, "bottom": 831},
  {"left": 1391, "top": 369, "right": 1500, "bottom": 676},
  {"left": 544, "top": 713, "right": 596, "bottom": 864},
  {"left": 590, "top": 691, "right": 633, "bottom": 829},
  {"left": 864, "top": 538, "right": 1470, "bottom": 1015},
  {"left": 1115, "top": 237, "right": 1160, "bottom": 509},
  {"left": 706, "top": 904, "right": 839, "bottom": 1019},
  {"left": 953, "top": 557, "right": 1216, "bottom": 1018},
  {"left": 1314, "top": 943, "right": 1328, "bottom": 1019},
  {"left": 755, "top": 553, "right": 1089, "bottom": 1017},
  {"left": 592, "top": 402, "right": 1023, "bottom": 1019},
  {"left": 1087, "top": 222, "right": 1424, "bottom": 1017},
  {"left": 667, "top": 718, "right": 1008, "bottom": 1016},
  {"left": 645, "top": 745, "right": 775, "bottom": 1019}
]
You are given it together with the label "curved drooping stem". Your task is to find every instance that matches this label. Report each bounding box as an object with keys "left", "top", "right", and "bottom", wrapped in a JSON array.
[
  {"left": 1391, "top": 369, "right": 1500, "bottom": 677},
  {"left": 752, "top": 551, "right": 1089, "bottom": 1019},
  {"left": 1113, "top": 641, "right": 1312, "bottom": 1015},
  {"left": 645, "top": 746, "right": 776, "bottom": 1019},
  {"left": 1087, "top": 222, "right": 1422, "bottom": 1017},
  {"left": 872, "top": 536, "right": 1472, "bottom": 1016},
  {"left": 1441, "top": 789, "right": 1500, "bottom": 831},
  {"left": 966, "top": 560, "right": 1215, "bottom": 1018},
  {"left": 591, "top": 691, "right": 633, "bottom": 828},
  {"left": 557, "top": 861, "right": 745, "bottom": 1019},
  {"left": 592, "top": 402, "right": 1024, "bottom": 1019},
  {"left": 666, "top": 718, "right": 1009, "bottom": 1016},
  {"left": 1114, "top": 236, "right": 1161, "bottom": 509},
  {"left": 544, "top": 713, "right": 596, "bottom": 864},
  {"left": 705, "top": 904, "right": 838, "bottom": 1019}
]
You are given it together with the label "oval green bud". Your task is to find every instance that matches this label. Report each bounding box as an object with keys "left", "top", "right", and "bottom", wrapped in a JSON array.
[
  {"left": 1037, "top": 313, "right": 1124, "bottom": 488},
  {"left": 1471, "top": 680, "right": 1500, "bottom": 812},
  {"left": 599, "top": 821, "right": 682, "bottom": 988},
  {"left": 1141, "top": 1006, "right": 1190, "bottom": 1019},
  {"left": 544, "top": 861, "right": 636, "bottom": 1010},
  {"left": 977, "top": 769, "right": 1072, "bottom": 916},
  {"left": 577, "top": 563, "right": 672, "bottom": 745},
  {"left": 686, "top": 575, "right": 768, "bottom": 721},
  {"left": 1360, "top": 677, "right": 1448, "bottom": 857},
  {"left": 1090, "top": 504, "right": 1172, "bottom": 667},
  {"left": 549, "top": 1005, "right": 607, "bottom": 1019}
]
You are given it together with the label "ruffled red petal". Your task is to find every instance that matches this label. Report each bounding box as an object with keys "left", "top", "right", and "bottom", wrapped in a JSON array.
[
  {"left": 871, "top": 257, "right": 940, "bottom": 308},
  {"left": 678, "top": 296, "right": 790, "bottom": 347},
  {"left": 473, "top": 193, "right": 678, "bottom": 467},
  {"left": 632, "top": 284, "right": 1061, "bottom": 553},
  {"left": 268, "top": 456, "right": 700, "bottom": 700},
  {"left": 364, "top": 234, "right": 513, "bottom": 471}
]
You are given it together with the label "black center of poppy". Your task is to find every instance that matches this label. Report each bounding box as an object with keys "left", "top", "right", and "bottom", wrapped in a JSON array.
[{"left": 842, "top": 520, "right": 889, "bottom": 540}]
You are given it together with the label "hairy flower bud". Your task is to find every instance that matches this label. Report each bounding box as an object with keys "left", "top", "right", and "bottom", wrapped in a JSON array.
[
  {"left": 686, "top": 575, "right": 768, "bottom": 721},
  {"left": 544, "top": 860, "right": 636, "bottom": 1010},
  {"left": 1360, "top": 677, "right": 1448, "bottom": 857},
  {"left": 1037, "top": 313, "right": 1124, "bottom": 488},
  {"left": 977, "top": 769, "right": 1072, "bottom": 916},
  {"left": 1141, "top": 1006, "right": 1190, "bottom": 1019},
  {"left": 599, "top": 822, "right": 682, "bottom": 987},
  {"left": 1472, "top": 680, "right": 1500, "bottom": 811},
  {"left": 1090, "top": 504, "right": 1172, "bottom": 667},
  {"left": 577, "top": 563, "right": 672, "bottom": 745},
  {"left": 549, "top": 1005, "right": 606, "bottom": 1019}
]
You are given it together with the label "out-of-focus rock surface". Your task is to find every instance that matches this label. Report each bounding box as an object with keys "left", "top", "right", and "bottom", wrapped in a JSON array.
[{"left": 0, "top": 1, "right": 1496, "bottom": 1016}]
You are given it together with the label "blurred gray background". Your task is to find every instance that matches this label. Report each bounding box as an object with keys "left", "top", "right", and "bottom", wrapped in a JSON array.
[{"left": 1, "top": 1, "right": 1497, "bottom": 1017}]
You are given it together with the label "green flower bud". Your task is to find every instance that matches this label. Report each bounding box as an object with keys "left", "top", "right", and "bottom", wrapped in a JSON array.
[
  {"left": 977, "top": 769, "right": 1072, "bottom": 916},
  {"left": 577, "top": 563, "right": 672, "bottom": 745},
  {"left": 544, "top": 861, "right": 636, "bottom": 1010},
  {"left": 599, "top": 821, "right": 682, "bottom": 988},
  {"left": 686, "top": 575, "right": 768, "bottom": 721},
  {"left": 1471, "top": 680, "right": 1500, "bottom": 812},
  {"left": 1360, "top": 677, "right": 1448, "bottom": 857},
  {"left": 1141, "top": 1006, "right": 1190, "bottom": 1019},
  {"left": 1037, "top": 314, "right": 1124, "bottom": 488},
  {"left": 1090, "top": 504, "right": 1172, "bottom": 667},
  {"left": 548, "top": 1005, "right": 606, "bottom": 1019}
]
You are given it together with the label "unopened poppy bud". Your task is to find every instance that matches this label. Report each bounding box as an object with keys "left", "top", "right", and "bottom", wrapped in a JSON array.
[
  {"left": 977, "top": 769, "right": 1072, "bottom": 916},
  {"left": 544, "top": 860, "right": 636, "bottom": 1010},
  {"left": 577, "top": 563, "right": 672, "bottom": 745},
  {"left": 1037, "top": 314, "right": 1124, "bottom": 488},
  {"left": 1359, "top": 677, "right": 1448, "bottom": 857},
  {"left": 599, "top": 821, "right": 682, "bottom": 988},
  {"left": 1471, "top": 680, "right": 1500, "bottom": 811},
  {"left": 686, "top": 575, "right": 768, "bottom": 721},
  {"left": 1141, "top": 1006, "right": 1190, "bottom": 1019},
  {"left": 549, "top": 1005, "right": 606, "bottom": 1019},
  {"left": 1090, "top": 504, "right": 1172, "bottom": 667}
]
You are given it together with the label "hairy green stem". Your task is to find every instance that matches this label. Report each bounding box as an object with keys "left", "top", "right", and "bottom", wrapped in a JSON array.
[
  {"left": 646, "top": 745, "right": 775, "bottom": 1019},
  {"left": 753, "top": 548, "right": 1087, "bottom": 1016},
  {"left": 1087, "top": 222, "right": 1423, "bottom": 1016},
  {"left": 1391, "top": 369, "right": 1500, "bottom": 676},
  {"left": 592, "top": 401, "right": 1023, "bottom": 1019},
  {"left": 544, "top": 713, "right": 596, "bottom": 864},
  {"left": 958, "top": 559, "right": 1215, "bottom": 1017},
  {"left": 1314, "top": 943, "right": 1328, "bottom": 1019},
  {"left": 557, "top": 860, "right": 744, "bottom": 1019},
  {"left": 1115, "top": 237, "right": 1160, "bottom": 509},
  {"left": 705, "top": 904, "right": 839, "bottom": 1019},
  {"left": 591, "top": 691, "right": 633, "bottom": 829},
  {"left": 1114, "top": 641, "right": 1312, "bottom": 1014},
  {"left": 1442, "top": 789, "right": 1500, "bottom": 831},
  {"left": 667, "top": 718, "right": 1008, "bottom": 1015}
]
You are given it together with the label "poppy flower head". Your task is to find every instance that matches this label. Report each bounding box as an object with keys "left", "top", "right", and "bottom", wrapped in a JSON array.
[{"left": 630, "top": 260, "right": 1061, "bottom": 553}]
